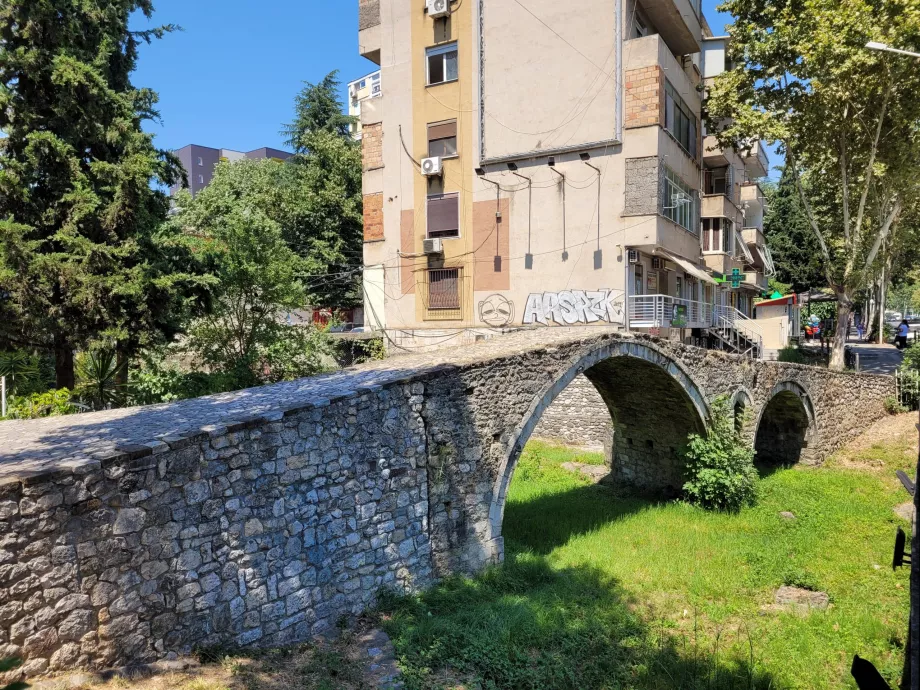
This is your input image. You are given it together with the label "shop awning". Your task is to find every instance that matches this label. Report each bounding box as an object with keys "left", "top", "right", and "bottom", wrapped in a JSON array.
[{"left": 657, "top": 249, "right": 719, "bottom": 286}]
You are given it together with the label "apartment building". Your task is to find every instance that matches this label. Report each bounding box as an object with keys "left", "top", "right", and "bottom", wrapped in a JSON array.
[
  {"left": 170, "top": 144, "right": 292, "bottom": 197},
  {"left": 348, "top": 71, "right": 382, "bottom": 139},
  {"left": 358, "top": 0, "right": 771, "bottom": 354}
]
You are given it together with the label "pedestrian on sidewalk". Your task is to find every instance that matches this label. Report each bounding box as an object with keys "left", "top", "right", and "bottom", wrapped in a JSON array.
[
  {"left": 856, "top": 316, "right": 865, "bottom": 341},
  {"left": 895, "top": 319, "right": 910, "bottom": 350}
]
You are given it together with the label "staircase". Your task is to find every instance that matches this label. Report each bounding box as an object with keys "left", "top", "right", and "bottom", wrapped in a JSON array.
[{"left": 709, "top": 306, "right": 764, "bottom": 359}]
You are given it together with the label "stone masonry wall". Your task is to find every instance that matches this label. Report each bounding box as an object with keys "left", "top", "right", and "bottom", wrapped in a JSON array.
[
  {"left": 0, "top": 330, "right": 896, "bottom": 679},
  {"left": 532, "top": 375, "right": 611, "bottom": 449},
  {"left": 624, "top": 156, "right": 661, "bottom": 217},
  {"left": 358, "top": 0, "right": 381, "bottom": 30},
  {"left": 0, "top": 385, "right": 431, "bottom": 678}
]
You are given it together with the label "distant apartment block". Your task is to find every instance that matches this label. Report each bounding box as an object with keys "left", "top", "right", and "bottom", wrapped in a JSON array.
[
  {"left": 170, "top": 144, "right": 292, "bottom": 197},
  {"left": 347, "top": 70, "right": 382, "bottom": 139}
]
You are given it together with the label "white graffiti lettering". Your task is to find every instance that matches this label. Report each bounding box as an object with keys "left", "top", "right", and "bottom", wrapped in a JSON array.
[{"left": 522, "top": 290, "right": 625, "bottom": 326}]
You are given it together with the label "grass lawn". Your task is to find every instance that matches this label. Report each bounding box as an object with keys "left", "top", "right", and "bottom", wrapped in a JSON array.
[{"left": 380, "top": 416, "right": 917, "bottom": 689}]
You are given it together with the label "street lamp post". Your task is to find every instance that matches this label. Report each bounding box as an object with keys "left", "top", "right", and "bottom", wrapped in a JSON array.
[
  {"left": 863, "top": 39, "right": 920, "bottom": 690},
  {"left": 866, "top": 41, "right": 920, "bottom": 59}
]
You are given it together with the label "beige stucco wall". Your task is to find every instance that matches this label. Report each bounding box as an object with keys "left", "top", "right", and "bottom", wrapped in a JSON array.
[{"left": 480, "top": 0, "right": 619, "bottom": 161}]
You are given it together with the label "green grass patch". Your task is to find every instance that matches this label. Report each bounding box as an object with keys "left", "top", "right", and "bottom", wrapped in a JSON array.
[{"left": 381, "top": 437, "right": 914, "bottom": 689}]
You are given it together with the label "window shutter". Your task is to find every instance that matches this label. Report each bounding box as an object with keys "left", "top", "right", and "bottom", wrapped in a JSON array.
[
  {"left": 427, "top": 193, "right": 460, "bottom": 237},
  {"left": 428, "top": 121, "right": 457, "bottom": 142}
]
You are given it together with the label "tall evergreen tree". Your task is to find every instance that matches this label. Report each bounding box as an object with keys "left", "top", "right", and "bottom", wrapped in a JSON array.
[
  {"left": 763, "top": 167, "right": 826, "bottom": 293},
  {"left": 0, "top": 1, "right": 194, "bottom": 388},
  {"left": 283, "top": 71, "right": 357, "bottom": 150}
]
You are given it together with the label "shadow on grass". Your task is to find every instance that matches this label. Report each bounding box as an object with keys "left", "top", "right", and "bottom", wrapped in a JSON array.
[
  {"left": 378, "top": 554, "right": 782, "bottom": 690},
  {"left": 502, "top": 481, "right": 660, "bottom": 556}
]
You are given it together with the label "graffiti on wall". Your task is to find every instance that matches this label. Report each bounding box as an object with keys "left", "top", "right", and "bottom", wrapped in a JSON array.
[
  {"left": 478, "top": 294, "right": 515, "bottom": 327},
  {"left": 523, "top": 289, "right": 625, "bottom": 326}
]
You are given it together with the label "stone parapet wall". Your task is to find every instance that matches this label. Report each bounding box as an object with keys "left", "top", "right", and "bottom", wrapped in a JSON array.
[
  {"left": 0, "top": 386, "right": 432, "bottom": 678},
  {"left": 532, "top": 375, "right": 611, "bottom": 448}
]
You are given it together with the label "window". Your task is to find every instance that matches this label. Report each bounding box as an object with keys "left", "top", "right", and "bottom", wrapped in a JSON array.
[
  {"left": 633, "top": 14, "right": 649, "bottom": 39},
  {"left": 701, "top": 217, "right": 734, "bottom": 253},
  {"left": 661, "top": 167, "right": 698, "bottom": 233},
  {"left": 427, "top": 43, "right": 458, "bottom": 85},
  {"left": 633, "top": 263, "right": 644, "bottom": 296},
  {"left": 664, "top": 81, "right": 698, "bottom": 158},
  {"left": 703, "top": 166, "right": 732, "bottom": 195},
  {"left": 197, "top": 174, "right": 205, "bottom": 185},
  {"left": 427, "top": 192, "right": 460, "bottom": 238},
  {"left": 428, "top": 268, "right": 460, "bottom": 310},
  {"left": 428, "top": 120, "right": 458, "bottom": 158}
]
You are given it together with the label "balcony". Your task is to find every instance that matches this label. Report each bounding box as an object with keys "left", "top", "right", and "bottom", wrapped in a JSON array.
[
  {"left": 640, "top": 0, "right": 702, "bottom": 56},
  {"left": 741, "top": 227, "right": 765, "bottom": 248},
  {"left": 744, "top": 271, "right": 768, "bottom": 291},
  {"left": 703, "top": 251, "right": 744, "bottom": 277},
  {"left": 358, "top": 0, "right": 381, "bottom": 64},
  {"left": 701, "top": 193, "right": 737, "bottom": 220},
  {"left": 702, "top": 135, "right": 730, "bottom": 168},
  {"left": 743, "top": 141, "right": 769, "bottom": 179},
  {"left": 740, "top": 181, "right": 766, "bottom": 213},
  {"left": 629, "top": 294, "right": 714, "bottom": 329}
]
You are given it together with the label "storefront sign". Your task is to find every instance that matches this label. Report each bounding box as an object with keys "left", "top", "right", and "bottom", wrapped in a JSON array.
[
  {"left": 523, "top": 289, "right": 624, "bottom": 326},
  {"left": 671, "top": 304, "right": 688, "bottom": 327}
]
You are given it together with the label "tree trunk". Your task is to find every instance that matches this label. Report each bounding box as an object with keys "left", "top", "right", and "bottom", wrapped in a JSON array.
[
  {"left": 879, "top": 263, "right": 888, "bottom": 345},
  {"left": 829, "top": 297, "right": 851, "bottom": 371},
  {"left": 115, "top": 346, "right": 129, "bottom": 388},
  {"left": 54, "top": 333, "right": 75, "bottom": 390}
]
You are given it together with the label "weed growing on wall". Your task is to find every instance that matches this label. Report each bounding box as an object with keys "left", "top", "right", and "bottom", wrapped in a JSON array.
[{"left": 681, "top": 396, "right": 759, "bottom": 511}]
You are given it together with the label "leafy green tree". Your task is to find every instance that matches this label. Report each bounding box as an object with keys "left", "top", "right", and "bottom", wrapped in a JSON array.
[
  {"left": 180, "top": 148, "right": 362, "bottom": 308},
  {"left": 283, "top": 71, "right": 357, "bottom": 149},
  {"left": 170, "top": 201, "right": 331, "bottom": 386},
  {"left": 0, "top": 1, "right": 202, "bottom": 388},
  {"left": 707, "top": 0, "right": 920, "bottom": 369},
  {"left": 889, "top": 281, "right": 919, "bottom": 317},
  {"left": 764, "top": 169, "right": 826, "bottom": 294}
]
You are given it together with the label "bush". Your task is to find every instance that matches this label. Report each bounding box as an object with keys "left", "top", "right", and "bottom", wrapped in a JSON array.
[
  {"left": 884, "top": 397, "right": 908, "bottom": 415},
  {"left": 681, "top": 396, "right": 759, "bottom": 512},
  {"left": 4, "top": 388, "right": 79, "bottom": 419},
  {"left": 777, "top": 346, "right": 807, "bottom": 364}
]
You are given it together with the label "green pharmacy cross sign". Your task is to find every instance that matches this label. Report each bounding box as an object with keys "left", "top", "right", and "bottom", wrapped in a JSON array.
[{"left": 730, "top": 268, "right": 743, "bottom": 289}]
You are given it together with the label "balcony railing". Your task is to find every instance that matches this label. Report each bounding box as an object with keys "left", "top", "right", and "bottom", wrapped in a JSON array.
[{"left": 628, "top": 294, "right": 714, "bottom": 329}]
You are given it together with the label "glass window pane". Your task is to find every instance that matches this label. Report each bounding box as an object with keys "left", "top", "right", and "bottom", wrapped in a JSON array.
[
  {"left": 445, "top": 50, "right": 459, "bottom": 81},
  {"left": 429, "top": 137, "right": 458, "bottom": 158},
  {"left": 429, "top": 54, "right": 444, "bottom": 84}
]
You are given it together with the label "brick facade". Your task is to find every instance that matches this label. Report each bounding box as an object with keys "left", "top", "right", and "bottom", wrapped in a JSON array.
[
  {"left": 624, "top": 66, "right": 663, "bottom": 129},
  {"left": 358, "top": 0, "right": 381, "bottom": 30},
  {"left": 362, "top": 123, "right": 384, "bottom": 172},
  {"left": 363, "top": 193, "right": 384, "bottom": 242}
]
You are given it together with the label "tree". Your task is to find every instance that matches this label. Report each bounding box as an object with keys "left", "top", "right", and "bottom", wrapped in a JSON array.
[
  {"left": 181, "top": 145, "right": 363, "bottom": 309},
  {"left": 283, "top": 71, "right": 357, "bottom": 150},
  {"left": 170, "top": 198, "right": 330, "bottom": 386},
  {"left": 0, "top": 1, "right": 198, "bottom": 387},
  {"left": 763, "top": 169, "right": 826, "bottom": 293},
  {"left": 707, "top": 0, "right": 920, "bottom": 369}
]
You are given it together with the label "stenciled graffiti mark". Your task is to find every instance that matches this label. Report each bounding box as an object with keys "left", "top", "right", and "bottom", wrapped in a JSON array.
[
  {"left": 479, "top": 294, "right": 515, "bottom": 327},
  {"left": 523, "top": 289, "right": 625, "bottom": 326}
]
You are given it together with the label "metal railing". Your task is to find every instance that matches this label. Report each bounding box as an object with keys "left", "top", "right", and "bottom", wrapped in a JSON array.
[
  {"left": 714, "top": 305, "right": 764, "bottom": 359},
  {"left": 896, "top": 369, "right": 920, "bottom": 411},
  {"left": 628, "top": 294, "right": 714, "bottom": 329}
]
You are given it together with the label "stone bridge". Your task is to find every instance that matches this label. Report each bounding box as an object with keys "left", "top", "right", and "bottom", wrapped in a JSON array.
[{"left": 0, "top": 329, "right": 894, "bottom": 676}]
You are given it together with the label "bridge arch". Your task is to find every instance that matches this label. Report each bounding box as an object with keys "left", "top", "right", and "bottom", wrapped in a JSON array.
[
  {"left": 488, "top": 340, "right": 709, "bottom": 540},
  {"left": 730, "top": 387, "right": 755, "bottom": 432},
  {"left": 754, "top": 381, "right": 818, "bottom": 466}
]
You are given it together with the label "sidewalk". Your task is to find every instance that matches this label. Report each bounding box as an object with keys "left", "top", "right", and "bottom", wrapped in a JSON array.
[{"left": 846, "top": 338, "right": 904, "bottom": 375}]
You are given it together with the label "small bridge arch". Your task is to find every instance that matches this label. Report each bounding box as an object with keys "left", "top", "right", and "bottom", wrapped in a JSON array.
[
  {"left": 754, "top": 381, "right": 819, "bottom": 466},
  {"left": 488, "top": 340, "right": 709, "bottom": 541}
]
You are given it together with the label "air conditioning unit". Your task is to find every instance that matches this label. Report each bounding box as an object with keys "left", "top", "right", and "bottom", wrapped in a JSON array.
[
  {"left": 427, "top": 0, "right": 450, "bottom": 18},
  {"left": 423, "top": 238, "right": 444, "bottom": 254},
  {"left": 627, "top": 249, "right": 639, "bottom": 264},
  {"left": 421, "top": 156, "right": 442, "bottom": 176}
]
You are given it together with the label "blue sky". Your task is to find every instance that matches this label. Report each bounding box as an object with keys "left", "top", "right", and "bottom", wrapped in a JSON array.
[{"left": 133, "top": 0, "right": 761, "bottom": 159}]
